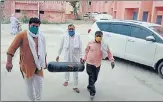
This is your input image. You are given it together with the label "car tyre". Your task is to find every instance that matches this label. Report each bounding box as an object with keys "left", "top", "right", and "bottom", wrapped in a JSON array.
[{"left": 158, "top": 62, "right": 163, "bottom": 79}]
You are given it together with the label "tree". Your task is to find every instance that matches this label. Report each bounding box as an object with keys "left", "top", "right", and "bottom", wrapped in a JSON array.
[
  {"left": 21, "top": 11, "right": 29, "bottom": 23},
  {"left": 68, "top": 1, "right": 80, "bottom": 20}
]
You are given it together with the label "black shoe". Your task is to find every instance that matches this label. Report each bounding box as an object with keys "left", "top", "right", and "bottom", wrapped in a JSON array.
[
  {"left": 90, "top": 93, "right": 95, "bottom": 96},
  {"left": 90, "top": 95, "right": 94, "bottom": 100},
  {"left": 87, "top": 87, "right": 90, "bottom": 92}
]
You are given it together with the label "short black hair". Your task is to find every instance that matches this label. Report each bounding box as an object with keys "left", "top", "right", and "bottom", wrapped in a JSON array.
[
  {"left": 95, "top": 31, "right": 103, "bottom": 36},
  {"left": 68, "top": 24, "right": 75, "bottom": 28},
  {"left": 29, "top": 17, "right": 41, "bottom": 25}
]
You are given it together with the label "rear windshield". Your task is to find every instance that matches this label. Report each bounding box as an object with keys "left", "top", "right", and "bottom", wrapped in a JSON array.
[
  {"left": 96, "top": 22, "right": 111, "bottom": 32},
  {"left": 149, "top": 26, "right": 163, "bottom": 37},
  {"left": 96, "top": 22, "right": 130, "bottom": 36}
]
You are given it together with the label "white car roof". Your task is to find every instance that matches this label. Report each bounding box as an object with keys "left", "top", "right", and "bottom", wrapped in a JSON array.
[{"left": 96, "top": 19, "right": 161, "bottom": 28}]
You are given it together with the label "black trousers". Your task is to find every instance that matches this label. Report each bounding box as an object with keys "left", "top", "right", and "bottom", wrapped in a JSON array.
[{"left": 86, "top": 64, "right": 100, "bottom": 96}]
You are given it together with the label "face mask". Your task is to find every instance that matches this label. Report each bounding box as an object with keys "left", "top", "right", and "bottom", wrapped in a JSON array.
[
  {"left": 68, "top": 30, "right": 75, "bottom": 36},
  {"left": 29, "top": 26, "right": 39, "bottom": 34},
  {"left": 95, "top": 37, "right": 102, "bottom": 42}
]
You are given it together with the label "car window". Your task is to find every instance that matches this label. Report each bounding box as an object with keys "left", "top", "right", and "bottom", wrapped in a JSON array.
[
  {"left": 149, "top": 26, "right": 163, "bottom": 37},
  {"left": 152, "top": 34, "right": 163, "bottom": 44},
  {"left": 110, "top": 23, "right": 131, "bottom": 36},
  {"left": 96, "top": 22, "right": 111, "bottom": 32},
  {"left": 130, "top": 26, "right": 152, "bottom": 40}
]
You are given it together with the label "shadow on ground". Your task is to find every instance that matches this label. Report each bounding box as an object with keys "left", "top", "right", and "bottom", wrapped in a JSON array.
[{"left": 103, "top": 57, "right": 157, "bottom": 74}]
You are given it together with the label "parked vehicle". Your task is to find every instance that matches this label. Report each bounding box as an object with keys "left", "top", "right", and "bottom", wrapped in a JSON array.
[
  {"left": 89, "top": 12, "right": 99, "bottom": 18},
  {"left": 92, "top": 14, "right": 113, "bottom": 22},
  {"left": 88, "top": 19, "right": 163, "bottom": 78}
]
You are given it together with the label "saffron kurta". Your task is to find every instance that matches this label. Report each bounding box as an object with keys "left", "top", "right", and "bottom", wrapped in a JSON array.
[{"left": 7, "top": 30, "right": 44, "bottom": 78}]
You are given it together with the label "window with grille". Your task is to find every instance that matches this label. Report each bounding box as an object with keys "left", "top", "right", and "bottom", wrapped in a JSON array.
[
  {"left": 40, "top": 11, "right": 44, "bottom": 14},
  {"left": 15, "top": 9, "right": 21, "bottom": 13}
]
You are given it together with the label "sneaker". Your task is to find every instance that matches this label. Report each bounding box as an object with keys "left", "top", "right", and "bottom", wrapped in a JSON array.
[
  {"left": 87, "top": 87, "right": 90, "bottom": 92},
  {"left": 73, "top": 88, "right": 80, "bottom": 93}
]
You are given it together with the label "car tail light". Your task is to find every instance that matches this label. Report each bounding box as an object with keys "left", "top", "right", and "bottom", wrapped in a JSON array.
[{"left": 88, "top": 29, "right": 91, "bottom": 34}]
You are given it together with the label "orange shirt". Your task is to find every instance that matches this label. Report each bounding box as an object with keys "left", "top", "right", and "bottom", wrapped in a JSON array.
[{"left": 84, "top": 40, "right": 114, "bottom": 67}]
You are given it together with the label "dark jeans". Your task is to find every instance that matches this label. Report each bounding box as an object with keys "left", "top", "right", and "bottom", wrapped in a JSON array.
[{"left": 86, "top": 64, "right": 100, "bottom": 96}]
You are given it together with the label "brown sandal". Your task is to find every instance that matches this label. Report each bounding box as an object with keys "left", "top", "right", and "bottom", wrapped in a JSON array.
[
  {"left": 63, "top": 82, "right": 68, "bottom": 86},
  {"left": 73, "top": 88, "right": 80, "bottom": 93}
]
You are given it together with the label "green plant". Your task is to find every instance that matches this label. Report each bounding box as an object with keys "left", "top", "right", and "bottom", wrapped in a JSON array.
[
  {"left": 1, "top": 18, "right": 10, "bottom": 24},
  {"left": 68, "top": 1, "right": 81, "bottom": 20},
  {"left": 21, "top": 15, "right": 30, "bottom": 23},
  {"left": 41, "top": 19, "right": 49, "bottom": 24},
  {"left": 21, "top": 11, "right": 29, "bottom": 23}
]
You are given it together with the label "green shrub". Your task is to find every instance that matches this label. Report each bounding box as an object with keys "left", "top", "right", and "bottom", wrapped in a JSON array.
[
  {"left": 41, "top": 19, "right": 49, "bottom": 24},
  {"left": 21, "top": 11, "right": 30, "bottom": 23},
  {"left": 1, "top": 18, "right": 10, "bottom": 24},
  {"left": 21, "top": 15, "right": 30, "bottom": 23}
]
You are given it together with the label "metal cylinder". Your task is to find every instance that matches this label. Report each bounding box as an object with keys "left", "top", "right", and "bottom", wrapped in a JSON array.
[{"left": 47, "top": 62, "right": 85, "bottom": 72}]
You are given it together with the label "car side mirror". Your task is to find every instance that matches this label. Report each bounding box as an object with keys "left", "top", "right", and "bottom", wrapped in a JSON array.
[{"left": 146, "top": 36, "right": 155, "bottom": 42}]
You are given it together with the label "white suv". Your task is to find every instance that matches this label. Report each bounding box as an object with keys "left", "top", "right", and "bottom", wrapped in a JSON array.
[{"left": 88, "top": 19, "right": 163, "bottom": 78}]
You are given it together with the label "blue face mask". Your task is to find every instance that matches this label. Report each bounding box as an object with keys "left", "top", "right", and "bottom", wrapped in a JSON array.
[
  {"left": 29, "top": 26, "right": 39, "bottom": 34},
  {"left": 68, "top": 30, "right": 75, "bottom": 36}
]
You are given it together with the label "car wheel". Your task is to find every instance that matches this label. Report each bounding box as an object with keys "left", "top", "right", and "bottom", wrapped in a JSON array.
[{"left": 158, "top": 62, "right": 163, "bottom": 79}]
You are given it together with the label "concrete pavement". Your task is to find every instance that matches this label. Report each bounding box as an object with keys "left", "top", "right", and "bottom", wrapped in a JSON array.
[{"left": 1, "top": 24, "right": 163, "bottom": 101}]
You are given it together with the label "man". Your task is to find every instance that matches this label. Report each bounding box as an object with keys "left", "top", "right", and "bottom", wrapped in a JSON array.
[
  {"left": 56, "top": 24, "right": 82, "bottom": 93},
  {"left": 83, "top": 31, "right": 115, "bottom": 100},
  {"left": 10, "top": 14, "right": 20, "bottom": 35},
  {"left": 6, "top": 17, "right": 47, "bottom": 101}
]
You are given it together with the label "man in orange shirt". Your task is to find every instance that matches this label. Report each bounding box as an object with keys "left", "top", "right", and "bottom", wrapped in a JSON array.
[
  {"left": 83, "top": 31, "right": 115, "bottom": 100},
  {"left": 6, "top": 17, "right": 47, "bottom": 101}
]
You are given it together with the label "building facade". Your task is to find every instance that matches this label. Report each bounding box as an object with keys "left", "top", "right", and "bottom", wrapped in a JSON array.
[
  {"left": 81, "top": 1, "right": 163, "bottom": 25},
  {"left": 2, "top": 0, "right": 74, "bottom": 23},
  {"left": 2, "top": 0, "right": 163, "bottom": 25}
]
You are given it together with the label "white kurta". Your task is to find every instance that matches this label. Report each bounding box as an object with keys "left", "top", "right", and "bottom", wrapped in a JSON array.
[
  {"left": 10, "top": 16, "right": 19, "bottom": 35},
  {"left": 58, "top": 34, "right": 82, "bottom": 88}
]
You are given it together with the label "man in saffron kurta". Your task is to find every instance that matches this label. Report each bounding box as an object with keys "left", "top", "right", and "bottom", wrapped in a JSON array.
[{"left": 6, "top": 17, "right": 47, "bottom": 101}]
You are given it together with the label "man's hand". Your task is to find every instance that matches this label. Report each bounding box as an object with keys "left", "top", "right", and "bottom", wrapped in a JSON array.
[
  {"left": 56, "top": 56, "right": 59, "bottom": 62},
  {"left": 46, "top": 63, "right": 48, "bottom": 68},
  {"left": 80, "top": 58, "right": 86, "bottom": 64},
  {"left": 44, "top": 54, "right": 47, "bottom": 69},
  {"left": 6, "top": 61, "right": 13, "bottom": 72},
  {"left": 111, "top": 62, "right": 115, "bottom": 69},
  {"left": 44, "top": 63, "right": 48, "bottom": 69}
]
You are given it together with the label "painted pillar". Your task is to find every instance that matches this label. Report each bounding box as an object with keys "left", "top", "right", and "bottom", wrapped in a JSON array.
[
  {"left": 147, "top": 12, "right": 152, "bottom": 22},
  {"left": 11, "top": 1, "right": 15, "bottom": 15},
  {"left": 38, "top": 1, "right": 40, "bottom": 19},
  {"left": 151, "top": 6, "right": 157, "bottom": 23},
  {"left": 137, "top": 8, "right": 143, "bottom": 21}
]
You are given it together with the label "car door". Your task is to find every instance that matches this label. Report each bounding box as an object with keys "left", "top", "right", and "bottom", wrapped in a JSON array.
[
  {"left": 104, "top": 23, "right": 131, "bottom": 58},
  {"left": 96, "top": 22, "right": 111, "bottom": 42},
  {"left": 96, "top": 22, "right": 113, "bottom": 58},
  {"left": 125, "top": 25, "right": 157, "bottom": 66}
]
